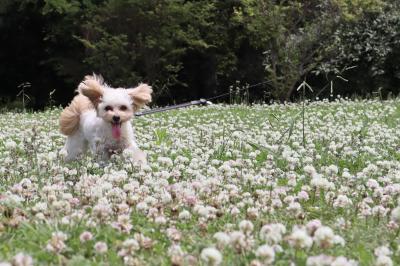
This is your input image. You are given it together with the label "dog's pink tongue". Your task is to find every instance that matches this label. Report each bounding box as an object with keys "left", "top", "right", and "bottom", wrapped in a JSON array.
[{"left": 112, "top": 124, "right": 121, "bottom": 139}]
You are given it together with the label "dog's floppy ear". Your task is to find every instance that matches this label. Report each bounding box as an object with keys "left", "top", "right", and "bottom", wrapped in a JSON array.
[
  {"left": 78, "top": 75, "right": 104, "bottom": 106},
  {"left": 127, "top": 83, "right": 152, "bottom": 111}
]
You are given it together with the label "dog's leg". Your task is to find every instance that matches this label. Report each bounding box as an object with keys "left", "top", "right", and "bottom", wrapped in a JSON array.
[
  {"left": 62, "top": 131, "right": 86, "bottom": 162},
  {"left": 123, "top": 146, "right": 148, "bottom": 165},
  {"left": 87, "top": 137, "right": 110, "bottom": 163},
  {"left": 123, "top": 124, "right": 147, "bottom": 164}
]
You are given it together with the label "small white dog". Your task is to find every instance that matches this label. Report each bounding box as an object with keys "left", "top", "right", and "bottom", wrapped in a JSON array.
[{"left": 59, "top": 74, "right": 152, "bottom": 163}]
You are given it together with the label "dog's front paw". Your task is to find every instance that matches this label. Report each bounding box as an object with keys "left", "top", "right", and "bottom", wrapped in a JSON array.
[{"left": 123, "top": 148, "right": 147, "bottom": 165}]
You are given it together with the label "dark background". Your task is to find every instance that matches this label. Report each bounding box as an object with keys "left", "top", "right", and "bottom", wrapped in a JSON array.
[{"left": 1, "top": 0, "right": 399, "bottom": 109}]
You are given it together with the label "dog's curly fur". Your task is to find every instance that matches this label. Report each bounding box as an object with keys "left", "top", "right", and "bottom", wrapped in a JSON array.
[
  {"left": 60, "top": 94, "right": 94, "bottom": 135},
  {"left": 59, "top": 74, "right": 152, "bottom": 163}
]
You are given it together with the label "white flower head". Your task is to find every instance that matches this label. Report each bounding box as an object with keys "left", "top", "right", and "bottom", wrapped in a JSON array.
[
  {"left": 390, "top": 206, "right": 400, "bottom": 224},
  {"left": 375, "top": 246, "right": 392, "bottom": 257},
  {"left": 313, "top": 226, "right": 335, "bottom": 249},
  {"left": 12, "top": 253, "right": 33, "bottom": 266},
  {"left": 255, "top": 244, "right": 275, "bottom": 264},
  {"left": 376, "top": 255, "right": 393, "bottom": 266},
  {"left": 288, "top": 227, "right": 313, "bottom": 249},
  {"left": 213, "top": 232, "right": 230, "bottom": 248},
  {"left": 79, "top": 231, "right": 93, "bottom": 243},
  {"left": 239, "top": 220, "right": 254, "bottom": 235},
  {"left": 200, "top": 247, "right": 222, "bottom": 266},
  {"left": 94, "top": 241, "right": 108, "bottom": 254}
]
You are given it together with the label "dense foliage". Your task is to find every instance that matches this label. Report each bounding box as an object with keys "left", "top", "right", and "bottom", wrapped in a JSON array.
[{"left": 0, "top": 0, "right": 399, "bottom": 108}]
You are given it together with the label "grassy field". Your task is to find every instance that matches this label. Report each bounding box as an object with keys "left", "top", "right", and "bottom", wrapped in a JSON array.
[{"left": 1, "top": 99, "right": 400, "bottom": 265}]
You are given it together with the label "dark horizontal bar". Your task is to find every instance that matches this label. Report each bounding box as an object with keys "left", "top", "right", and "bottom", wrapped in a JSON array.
[{"left": 135, "top": 99, "right": 209, "bottom": 117}]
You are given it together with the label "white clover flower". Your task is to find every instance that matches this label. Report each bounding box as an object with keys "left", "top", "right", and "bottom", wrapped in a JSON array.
[
  {"left": 249, "top": 152, "right": 257, "bottom": 159},
  {"left": 259, "top": 223, "right": 286, "bottom": 245},
  {"left": 331, "top": 256, "right": 358, "bottom": 266},
  {"left": 375, "top": 246, "right": 392, "bottom": 257},
  {"left": 239, "top": 220, "right": 254, "bottom": 235},
  {"left": 313, "top": 226, "right": 335, "bottom": 249},
  {"left": 168, "top": 244, "right": 184, "bottom": 257},
  {"left": 46, "top": 151, "right": 57, "bottom": 161},
  {"left": 154, "top": 216, "right": 167, "bottom": 225},
  {"left": 287, "top": 227, "right": 313, "bottom": 249},
  {"left": 333, "top": 195, "right": 353, "bottom": 208},
  {"left": 213, "top": 232, "right": 230, "bottom": 249},
  {"left": 111, "top": 214, "right": 133, "bottom": 233},
  {"left": 271, "top": 199, "right": 283, "bottom": 209},
  {"left": 118, "top": 239, "right": 140, "bottom": 257},
  {"left": 390, "top": 206, "right": 400, "bottom": 223},
  {"left": 46, "top": 231, "right": 68, "bottom": 253},
  {"left": 367, "top": 179, "right": 379, "bottom": 189},
  {"left": 1, "top": 193, "right": 23, "bottom": 207},
  {"left": 196, "top": 205, "right": 217, "bottom": 219},
  {"left": 92, "top": 202, "right": 113, "bottom": 221},
  {"left": 342, "top": 171, "right": 352, "bottom": 179},
  {"left": 178, "top": 210, "right": 191, "bottom": 220},
  {"left": 32, "top": 202, "right": 47, "bottom": 213},
  {"left": 311, "top": 176, "right": 334, "bottom": 190},
  {"left": 94, "top": 241, "right": 108, "bottom": 254},
  {"left": 133, "top": 233, "right": 153, "bottom": 249},
  {"left": 136, "top": 201, "right": 149, "bottom": 214},
  {"left": 287, "top": 202, "right": 302, "bottom": 216},
  {"left": 12, "top": 253, "right": 33, "bottom": 266},
  {"left": 79, "top": 231, "right": 93, "bottom": 243},
  {"left": 325, "top": 165, "right": 339, "bottom": 176},
  {"left": 306, "top": 219, "right": 322, "bottom": 236},
  {"left": 247, "top": 207, "right": 259, "bottom": 219},
  {"left": 304, "top": 165, "right": 316, "bottom": 176},
  {"left": 364, "top": 163, "right": 378, "bottom": 175},
  {"left": 372, "top": 206, "right": 388, "bottom": 218},
  {"left": 35, "top": 212, "right": 46, "bottom": 220},
  {"left": 376, "top": 255, "right": 393, "bottom": 266},
  {"left": 255, "top": 244, "right": 275, "bottom": 264},
  {"left": 335, "top": 217, "right": 350, "bottom": 230},
  {"left": 200, "top": 247, "right": 222, "bottom": 266},
  {"left": 229, "top": 231, "right": 249, "bottom": 252},
  {"left": 166, "top": 228, "right": 182, "bottom": 242},
  {"left": 283, "top": 196, "right": 295, "bottom": 204},
  {"left": 306, "top": 254, "right": 335, "bottom": 266},
  {"left": 157, "top": 157, "right": 173, "bottom": 167},
  {"left": 297, "top": 191, "right": 309, "bottom": 201},
  {"left": 360, "top": 206, "right": 372, "bottom": 218},
  {"left": 333, "top": 235, "right": 345, "bottom": 246},
  {"left": 5, "top": 139, "right": 17, "bottom": 150}
]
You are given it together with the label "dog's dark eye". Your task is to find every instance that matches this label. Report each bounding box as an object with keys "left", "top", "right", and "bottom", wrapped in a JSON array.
[
  {"left": 120, "top": 105, "right": 127, "bottom": 111},
  {"left": 105, "top": 106, "right": 113, "bottom": 111}
]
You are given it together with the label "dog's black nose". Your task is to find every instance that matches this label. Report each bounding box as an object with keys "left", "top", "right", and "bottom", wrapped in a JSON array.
[{"left": 112, "top": 116, "right": 120, "bottom": 122}]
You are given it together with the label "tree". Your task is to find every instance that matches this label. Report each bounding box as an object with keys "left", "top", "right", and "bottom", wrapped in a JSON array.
[
  {"left": 0, "top": 0, "right": 397, "bottom": 107},
  {"left": 315, "top": 1, "right": 400, "bottom": 96},
  {"left": 236, "top": 0, "right": 386, "bottom": 101}
]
